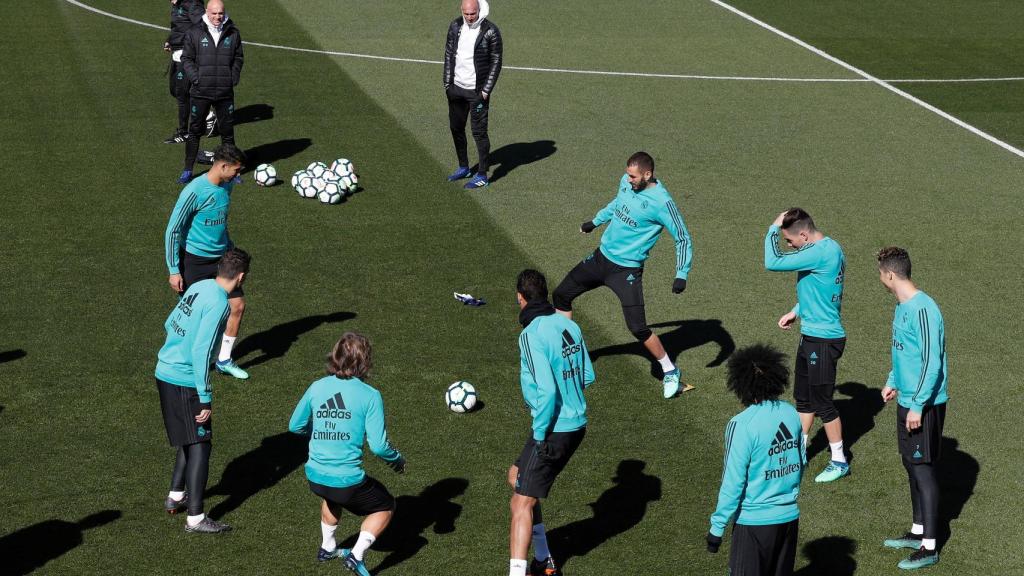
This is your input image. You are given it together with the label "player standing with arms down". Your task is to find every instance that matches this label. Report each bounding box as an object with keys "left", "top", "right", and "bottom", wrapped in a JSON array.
[
  {"left": 707, "top": 344, "right": 804, "bottom": 575},
  {"left": 553, "top": 152, "right": 693, "bottom": 399},
  {"left": 763, "top": 208, "right": 849, "bottom": 483},
  {"left": 156, "top": 247, "right": 249, "bottom": 533},
  {"left": 289, "top": 332, "right": 406, "bottom": 576},
  {"left": 877, "top": 247, "right": 948, "bottom": 570},
  {"left": 509, "top": 270, "right": 594, "bottom": 576},
  {"left": 165, "top": 144, "right": 250, "bottom": 380}
]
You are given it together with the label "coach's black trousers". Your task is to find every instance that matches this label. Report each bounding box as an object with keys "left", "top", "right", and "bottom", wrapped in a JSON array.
[
  {"left": 169, "top": 60, "right": 191, "bottom": 135},
  {"left": 184, "top": 97, "right": 235, "bottom": 170},
  {"left": 446, "top": 85, "right": 490, "bottom": 175}
]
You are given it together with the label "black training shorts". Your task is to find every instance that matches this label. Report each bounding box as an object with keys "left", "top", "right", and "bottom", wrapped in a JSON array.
[
  {"left": 181, "top": 251, "right": 243, "bottom": 298},
  {"left": 514, "top": 428, "right": 586, "bottom": 499},
  {"left": 309, "top": 476, "right": 395, "bottom": 516},
  {"left": 728, "top": 519, "right": 799, "bottom": 576},
  {"left": 793, "top": 335, "right": 845, "bottom": 419},
  {"left": 897, "top": 403, "right": 946, "bottom": 464},
  {"left": 157, "top": 378, "right": 212, "bottom": 446},
  {"left": 553, "top": 249, "right": 648, "bottom": 339}
]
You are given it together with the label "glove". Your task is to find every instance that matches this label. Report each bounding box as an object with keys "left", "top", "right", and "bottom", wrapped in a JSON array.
[
  {"left": 580, "top": 221, "right": 596, "bottom": 233},
  {"left": 387, "top": 456, "right": 406, "bottom": 474},
  {"left": 672, "top": 278, "right": 687, "bottom": 294},
  {"left": 535, "top": 441, "right": 554, "bottom": 460},
  {"left": 706, "top": 532, "right": 722, "bottom": 553}
]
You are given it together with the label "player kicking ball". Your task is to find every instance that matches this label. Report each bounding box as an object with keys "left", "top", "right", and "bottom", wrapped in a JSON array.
[
  {"left": 289, "top": 332, "right": 406, "bottom": 576},
  {"left": 509, "top": 270, "right": 595, "bottom": 576},
  {"left": 707, "top": 344, "right": 804, "bottom": 576},
  {"left": 877, "top": 247, "right": 948, "bottom": 570},
  {"left": 553, "top": 152, "right": 693, "bottom": 398},
  {"left": 763, "top": 208, "right": 849, "bottom": 483}
]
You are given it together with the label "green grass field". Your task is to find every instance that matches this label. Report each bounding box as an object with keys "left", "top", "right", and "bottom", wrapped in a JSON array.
[{"left": 2, "top": 1, "right": 1023, "bottom": 573}]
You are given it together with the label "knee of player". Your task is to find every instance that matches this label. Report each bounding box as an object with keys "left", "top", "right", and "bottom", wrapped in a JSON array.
[
  {"left": 229, "top": 297, "right": 246, "bottom": 315},
  {"left": 510, "top": 494, "right": 536, "bottom": 515},
  {"left": 629, "top": 325, "right": 652, "bottom": 342},
  {"left": 551, "top": 292, "right": 572, "bottom": 312},
  {"left": 815, "top": 400, "right": 839, "bottom": 423}
]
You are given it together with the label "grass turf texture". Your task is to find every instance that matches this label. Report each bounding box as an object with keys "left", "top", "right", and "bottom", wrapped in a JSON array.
[{"left": 1, "top": 0, "right": 1022, "bottom": 573}]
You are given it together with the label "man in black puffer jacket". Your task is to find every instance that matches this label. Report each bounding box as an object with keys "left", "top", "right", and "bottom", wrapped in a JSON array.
[
  {"left": 163, "top": 0, "right": 205, "bottom": 144},
  {"left": 443, "top": 0, "right": 502, "bottom": 189},
  {"left": 179, "top": 0, "right": 243, "bottom": 184}
]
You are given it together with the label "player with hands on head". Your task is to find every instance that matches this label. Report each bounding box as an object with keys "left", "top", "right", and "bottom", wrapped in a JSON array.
[
  {"left": 508, "top": 269, "right": 594, "bottom": 576},
  {"left": 707, "top": 344, "right": 804, "bottom": 576},
  {"left": 289, "top": 332, "right": 405, "bottom": 576},
  {"left": 877, "top": 247, "right": 948, "bottom": 570},
  {"left": 764, "top": 208, "right": 849, "bottom": 483},
  {"left": 557, "top": 151, "right": 694, "bottom": 399}
]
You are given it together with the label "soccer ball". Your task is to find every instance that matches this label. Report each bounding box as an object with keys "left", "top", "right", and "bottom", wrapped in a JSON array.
[
  {"left": 291, "top": 170, "right": 309, "bottom": 191},
  {"left": 307, "top": 161, "right": 329, "bottom": 179},
  {"left": 318, "top": 182, "right": 344, "bottom": 205},
  {"left": 254, "top": 163, "right": 277, "bottom": 186},
  {"left": 330, "top": 158, "right": 354, "bottom": 177},
  {"left": 297, "top": 175, "right": 318, "bottom": 198},
  {"left": 445, "top": 381, "right": 477, "bottom": 413},
  {"left": 340, "top": 173, "right": 358, "bottom": 193},
  {"left": 321, "top": 170, "right": 341, "bottom": 184}
]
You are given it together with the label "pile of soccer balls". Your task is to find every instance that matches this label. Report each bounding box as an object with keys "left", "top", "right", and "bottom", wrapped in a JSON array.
[{"left": 292, "top": 159, "right": 359, "bottom": 205}]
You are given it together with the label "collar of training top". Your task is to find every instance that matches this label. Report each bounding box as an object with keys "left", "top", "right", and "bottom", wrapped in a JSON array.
[{"left": 519, "top": 299, "right": 555, "bottom": 328}]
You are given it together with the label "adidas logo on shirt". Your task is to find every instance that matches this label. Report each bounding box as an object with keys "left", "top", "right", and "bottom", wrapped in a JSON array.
[
  {"left": 177, "top": 291, "right": 200, "bottom": 316},
  {"left": 768, "top": 422, "right": 799, "bottom": 456},
  {"left": 561, "top": 329, "right": 581, "bottom": 358},
  {"left": 316, "top": 392, "right": 351, "bottom": 419}
]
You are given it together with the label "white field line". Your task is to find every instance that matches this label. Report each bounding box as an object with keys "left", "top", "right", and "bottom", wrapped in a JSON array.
[
  {"left": 708, "top": 0, "right": 1024, "bottom": 159},
  {"left": 66, "top": 0, "right": 1024, "bottom": 86}
]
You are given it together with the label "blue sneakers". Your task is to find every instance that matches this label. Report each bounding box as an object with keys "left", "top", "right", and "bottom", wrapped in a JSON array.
[
  {"left": 446, "top": 166, "right": 472, "bottom": 181},
  {"left": 216, "top": 359, "right": 250, "bottom": 380},
  {"left": 177, "top": 169, "right": 193, "bottom": 184},
  {"left": 463, "top": 174, "right": 489, "bottom": 189},
  {"left": 340, "top": 549, "right": 371, "bottom": 576},
  {"left": 317, "top": 547, "right": 343, "bottom": 562}
]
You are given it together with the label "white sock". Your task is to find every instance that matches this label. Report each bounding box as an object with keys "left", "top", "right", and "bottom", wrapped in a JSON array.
[
  {"left": 922, "top": 538, "right": 936, "bottom": 551},
  {"left": 186, "top": 513, "right": 205, "bottom": 526},
  {"left": 352, "top": 530, "right": 375, "bottom": 561},
  {"left": 911, "top": 523, "right": 924, "bottom": 535},
  {"left": 321, "top": 522, "right": 337, "bottom": 552},
  {"left": 802, "top": 434, "right": 809, "bottom": 456},
  {"left": 168, "top": 491, "right": 185, "bottom": 501},
  {"left": 829, "top": 441, "right": 846, "bottom": 463},
  {"left": 532, "top": 523, "right": 550, "bottom": 561},
  {"left": 658, "top": 355, "right": 675, "bottom": 374},
  {"left": 509, "top": 559, "right": 528, "bottom": 576},
  {"left": 218, "top": 335, "right": 236, "bottom": 362}
]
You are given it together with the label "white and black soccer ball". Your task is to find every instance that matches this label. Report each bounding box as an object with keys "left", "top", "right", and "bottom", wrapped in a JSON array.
[
  {"left": 330, "top": 158, "right": 354, "bottom": 177},
  {"left": 321, "top": 170, "right": 341, "bottom": 184},
  {"left": 291, "top": 170, "right": 310, "bottom": 192},
  {"left": 254, "top": 163, "right": 277, "bottom": 187},
  {"left": 297, "top": 175, "right": 318, "bottom": 198},
  {"left": 318, "top": 182, "right": 344, "bottom": 205},
  {"left": 340, "top": 173, "right": 358, "bottom": 193},
  {"left": 445, "top": 381, "right": 477, "bottom": 413},
  {"left": 307, "top": 161, "right": 329, "bottom": 179}
]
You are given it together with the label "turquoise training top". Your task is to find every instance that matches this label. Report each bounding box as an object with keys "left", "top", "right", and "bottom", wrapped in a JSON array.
[
  {"left": 887, "top": 291, "right": 949, "bottom": 413},
  {"left": 710, "top": 400, "right": 804, "bottom": 536},
  {"left": 763, "top": 225, "right": 846, "bottom": 339},
  {"left": 164, "top": 175, "right": 235, "bottom": 275},
  {"left": 592, "top": 174, "right": 693, "bottom": 279},
  {"left": 519, "top": 312, "right": 595, "bottom": 441},
  {"left": 289, "top": 375, "right": 403, "bottom": 488},
  {"left": 154, "top": 279, "right": 230, "bottom": 404}
]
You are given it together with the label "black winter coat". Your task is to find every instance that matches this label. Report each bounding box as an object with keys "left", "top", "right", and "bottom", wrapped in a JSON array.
[
  {"left": 181, "top": 19, "right": 244, "bottom": 100},
  {"left": 166, "top": 0, "right": 204, "bottom": 50},
  {"left": 443, "top": 18, "right": 502, "bottom": 94}
]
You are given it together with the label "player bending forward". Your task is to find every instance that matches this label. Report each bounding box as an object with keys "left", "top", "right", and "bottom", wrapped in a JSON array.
[
  {"left": 289, "top": 332, "right": 406, "bottom": 576},
  {"left": 707, "top": 344, "right": 804, "bottom": 576},
  {"left": 509, "top": 269, "right": 595, "bottom": 576},
  {"left": 553, "top": 151, "right": 693, "bottom": 399},
  {"left": 878, "top": 247, "right": 948, "bottom": 570}
]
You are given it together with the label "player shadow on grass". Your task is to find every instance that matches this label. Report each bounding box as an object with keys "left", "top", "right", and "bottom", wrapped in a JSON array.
[
  {"left": 241, "top": 138, "right": 314, "bottom": 175},
  {"left": 793, "top": 536, "right": 857, "bottom": 575},
  {"left": 936, "top": 437, "right": 978, "bottom": 551},
  {"left": 588, "top": 319, "right": 735, "bottom": 378},
  {"left": 233, "top": 104, "right": 274, "bottom": 126},
  {"left": 485, "top": 140, "right": 556, "bottom": 183},
  {"left": 545, "top": 459, "right": 661, "bottom": 569},
  {"left": 806, "top": 382, "right": 885, "bottom": 464},
  {"left": 338, "top": 478, "right": 469, "bottom": 573},
  {"left": 233, "top": 311, "right": 356, "bottom": 369},
  {"left": 0, "top": 509, "right": 121, "bottom": 576},
  {"left": 206, "top": 432, "right": 308, "bottom": 519},
  {"left": 0, "top": 349, "right": 27, "bottom": 364}
]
